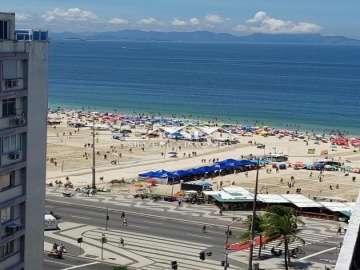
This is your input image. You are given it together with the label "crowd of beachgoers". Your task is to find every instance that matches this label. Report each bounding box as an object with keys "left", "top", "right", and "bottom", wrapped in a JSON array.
[{"left": 46, "top": 108, "right": 360, "bottom": 202}]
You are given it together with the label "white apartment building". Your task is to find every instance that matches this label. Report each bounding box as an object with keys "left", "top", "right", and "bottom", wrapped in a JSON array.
[
  {"left": 0, "top": 12, "right": 48, "bottom": 270},
  {"left": 336, "top": 192, "right": 360, "bottom": 270}
]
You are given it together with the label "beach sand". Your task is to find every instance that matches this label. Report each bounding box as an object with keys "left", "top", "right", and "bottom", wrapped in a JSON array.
[{"left": 46, "top": 112, "right": 360, "bottom": 202}]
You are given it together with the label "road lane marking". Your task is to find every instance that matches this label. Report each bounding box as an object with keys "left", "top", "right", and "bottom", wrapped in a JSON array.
[
  {"left": 186, "top": 233, "right": 213, "bottom": 239},
  {"left": 43, "top": 259, "right": 74, "bottom": 267},
  {"left": 62, "top": 261, "right": 99, "bottom": 270},
  {"left": 70, "top": 215, "right": 92, "bottom": 220},
  {"left": 298, "top": 247, "right": 337, "bottom": 261},
  {"left": 46, "top": 198, "right": 234, "bottom": 229},
  {"left": 143, "top": 220, "right": 163, "bottom": 225},
  {"left": 131, "top": 224, "right": 150, "bottom": 230}
]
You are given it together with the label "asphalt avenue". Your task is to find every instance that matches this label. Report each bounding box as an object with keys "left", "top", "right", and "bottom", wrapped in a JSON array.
[
  {"left": 44, "top": 194, "right": 343, "bottom": 269},
  {"left": 44, "top": 196, "right": 245, "bottom": 270},
  {"left": 43, "top": 254, "right": 114, "bottom": 270}
]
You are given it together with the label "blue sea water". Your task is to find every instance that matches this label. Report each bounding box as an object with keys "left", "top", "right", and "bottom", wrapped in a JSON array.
[{"left": 49, "top": 41, "right": 360, "bottom": 134}]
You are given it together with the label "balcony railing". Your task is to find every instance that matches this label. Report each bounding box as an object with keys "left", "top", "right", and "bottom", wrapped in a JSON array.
[
  {"left": 1, "top": 150, "right": 24, "bottom": 167},
  {"left": 0, "top": 185, "right": 24, "bottom": 205},
  {"left": 3, "top": 220, "right": 23, "bottom": 238},
  {"left": 0, "top": 114, "right": 26, "bottom": 131},
  {"left": 15, "top": 29, "right": 48, "bottom": 41},
  {"left": 0, "top": 78, "right": 24, "bottom": 92}
]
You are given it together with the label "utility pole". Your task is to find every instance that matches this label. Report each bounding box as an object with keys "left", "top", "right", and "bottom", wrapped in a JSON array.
[
  {"left": 224, "top": 225, "right": 231, "bottom": 270},
  {"left": 224, "top": 218, "right": 240, "bottom": 270},
  {"left": 92, "top": 117, "right": 96, "bottom": 190},
  {"left": 101, "top": 233, "right": 106, "bottom": 260},
  {"left": 105, "top": 208, "right": 109, "bottom": 231},
  {"left": 248, "top": 158, "right": 260, "bottom": 270}
]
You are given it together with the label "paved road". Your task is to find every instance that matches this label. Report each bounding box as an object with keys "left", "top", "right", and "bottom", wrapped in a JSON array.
[
  {"left": 43, "top": 254, "right": 114, "bottom": 270},
  {"left": 45, "top": 195, "right": 245, "bottom": 270},
  {"left": 44, "top": 194, "right": 343, "bottom": 269},
  {"left": 46, "top": 198, "right": 241, "bottom": 249}
]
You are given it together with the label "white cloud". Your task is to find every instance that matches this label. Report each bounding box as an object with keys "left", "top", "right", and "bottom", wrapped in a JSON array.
[
  {"left": 172, "top": 18, "right": 187, "bottom": 26},
  {"left": 16, "top": 13, "right": 30, "bottom": 21},
  {"left": 234, "top": 11, "right": 321, "bottom": 34},
  {"left": 189, "top": 18, "right": 200, "bottom": 25},
  {"left": 108, "top": 17, "right": 128, "bottom": 25},
  {"left": 137, "top": 17, "right": 162, "bottom": 25},
  {"left": 171, "top": 17, "right": 201, "bottom": 27},
  {"left": 42, "top": 8, "right": 97, "bottom": 22},
  {"left": 205, "top": 14, "right": 226, "bottom": 24}
]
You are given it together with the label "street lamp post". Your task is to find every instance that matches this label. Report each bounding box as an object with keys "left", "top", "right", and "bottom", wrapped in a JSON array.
[
  {"left": 91, "top": 118, "right": 96, "bottom": 190},
  {"left": 224, "top": 225, "right": 231, "bottom": 270},
  {"left": 224, "top": 218, "right": 241, "bottom": 270},
  {"left": 105, "top": 208, "right": 109, "bottom": 231},
  {"left": 101, "top": 233, "right": 106, "bottom": 260},
  {"left": 248, "top": 158, "right": 260, "bottom": 270}
]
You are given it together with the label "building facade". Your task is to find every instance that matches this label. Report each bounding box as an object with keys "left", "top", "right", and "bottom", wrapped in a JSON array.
[
  {"left": 0, "top": 12, "right": 48, "bottom": 270},
  {"left": 336, "top": 193, "right": 360, "bottom": 270}
]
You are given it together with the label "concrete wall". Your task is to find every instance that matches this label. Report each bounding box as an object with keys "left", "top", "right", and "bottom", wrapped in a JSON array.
[
  {"left": 0, "top": 12, "right": 15, "bottom": 40},
  {"left": 335, "top": 193, "right": 360, "bottom": 270},
  {"left": 24, "top": 41, "right": 48, "bottom": 270}
]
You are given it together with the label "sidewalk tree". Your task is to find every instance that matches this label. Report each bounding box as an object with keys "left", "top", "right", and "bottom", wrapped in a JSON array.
[
  {"left": 242, "top": 214, "right": 266, "bottom": 258},
  {"left": 262, "top": 206, "right": 305, "bottom": 270}
]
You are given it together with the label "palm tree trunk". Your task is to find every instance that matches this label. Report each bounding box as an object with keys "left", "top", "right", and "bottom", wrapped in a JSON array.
[
  {"left": 258, "top": 234, "right": 262, "bottom": 258},
  {"left": 284, "top": 236, "right": 289, "bottom": 270}
]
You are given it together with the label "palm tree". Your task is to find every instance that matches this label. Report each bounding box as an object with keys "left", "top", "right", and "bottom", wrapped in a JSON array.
[
  {"left": 262, "top": 206, "right": 305, "bottom": 270},
  {"left": 242, "top": 214, "right": 266, "bottom": 258}
]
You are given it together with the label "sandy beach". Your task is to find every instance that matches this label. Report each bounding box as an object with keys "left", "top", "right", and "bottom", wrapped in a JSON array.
[{"left": 46, "top": 110, "right": 360, "bottom": 202}]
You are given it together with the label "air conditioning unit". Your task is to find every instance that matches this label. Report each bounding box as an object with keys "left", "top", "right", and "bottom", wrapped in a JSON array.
[{"left": 8, "top": 152, "right": 20, "bottom": 160}]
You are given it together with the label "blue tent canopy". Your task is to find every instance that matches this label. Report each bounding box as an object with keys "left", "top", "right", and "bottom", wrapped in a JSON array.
[
  {"left": 138, "top": 159, "right": 257, "bottom": 183},
  {"left": 138, "top": 171, "right": 156, "bottom": 178},
  {"left": 173, "top": 170, "right": 191, "bottom": 178}
]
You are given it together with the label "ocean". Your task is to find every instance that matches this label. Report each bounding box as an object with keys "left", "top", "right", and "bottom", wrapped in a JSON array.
[{"left": 49, "top": 41, "right": 360, "bottom": 134}]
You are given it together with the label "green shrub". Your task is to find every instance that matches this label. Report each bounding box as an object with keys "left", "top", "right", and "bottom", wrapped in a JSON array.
[{"left": 113, "top": 266, "right": 128, "bottom": 270}]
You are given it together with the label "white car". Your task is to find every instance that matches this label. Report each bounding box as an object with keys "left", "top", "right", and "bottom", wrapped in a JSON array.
[{"left": 44, "top": 214, "right": 58, "bottom": 230}]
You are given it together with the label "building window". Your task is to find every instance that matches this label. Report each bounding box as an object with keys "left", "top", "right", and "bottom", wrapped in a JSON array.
[
  {"left": 2, "top": 98, "right": 16, "bottom": 117},
  {"left": 0, "top": 172, "right": 14, "bottom": 191},
  {"left": 2, "top": 60, "right": 18, "bottom": 79},
  {"left": 0, "top": 20, "right": 9, "bottom": 40},
  {"left": 4, "top": 79, "right": 17, "bottom": 89},
  {"left": 2, "top": 134, "right": 21, "bottom": 154},
  {"left": 0, "top": 241, "right": 15, "bottom": 258},
  {"left": 0, "top": 207, "right": 12, "bottom": 224}
]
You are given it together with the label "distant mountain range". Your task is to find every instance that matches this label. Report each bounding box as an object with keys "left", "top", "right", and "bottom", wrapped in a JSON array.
[{"left": 50, "top": 30, "right": 360, "bottom": 45}]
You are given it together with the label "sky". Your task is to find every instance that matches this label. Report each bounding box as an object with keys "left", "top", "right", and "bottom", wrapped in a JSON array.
[{"left": 3, "top": 0, "right": 359, "bottom": 38}]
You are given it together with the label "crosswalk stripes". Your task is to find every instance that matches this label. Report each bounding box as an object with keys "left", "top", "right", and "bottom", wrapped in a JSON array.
[
  {"left": 240, "top": 229, "right": 332, "bottom": 258},
  {"left": 84, "top": 228, "right": 241, "bottom": 270},
  {"left": 250, "top": 239, "right": 305, "bottom": 257}
]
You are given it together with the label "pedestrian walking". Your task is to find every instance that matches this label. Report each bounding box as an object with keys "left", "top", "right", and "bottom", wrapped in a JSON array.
[
  {"left": 119, "top": 238, "right": 125, "bottom": 247},
  {"left": 123, "top": 217, "right": 128, "bottom": 227}
]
